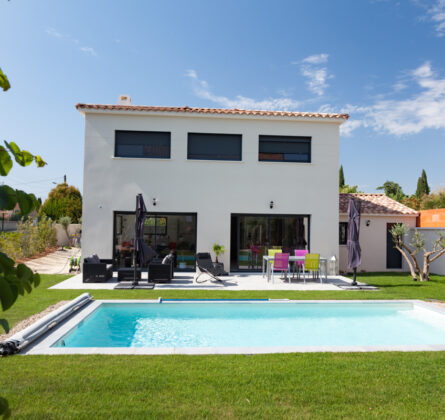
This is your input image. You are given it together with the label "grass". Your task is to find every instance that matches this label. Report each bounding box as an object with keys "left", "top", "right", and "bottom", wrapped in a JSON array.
[
  {"left": 2, "top": 353, "right": 445, "bottom": 419},
  {"left": 1, "top": 272, "right": 445, "bottom": 419}
]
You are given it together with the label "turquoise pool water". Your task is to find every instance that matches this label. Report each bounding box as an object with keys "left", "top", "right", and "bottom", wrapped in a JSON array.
[{"left": 53, "top": 302, "right": 445, "bottom": 348}]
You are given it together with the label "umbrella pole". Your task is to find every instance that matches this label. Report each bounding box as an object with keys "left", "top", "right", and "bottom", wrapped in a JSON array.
[
  {"left": 133, "top": 195, "right": 139, "bottom": 287},
  {"left": 352, "top": 267, "right": 357, "bottom": 286}
]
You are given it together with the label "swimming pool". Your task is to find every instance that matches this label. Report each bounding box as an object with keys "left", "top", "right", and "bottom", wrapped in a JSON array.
[{"left": 26, "top": 299, "right": 445, "bottom": 354}]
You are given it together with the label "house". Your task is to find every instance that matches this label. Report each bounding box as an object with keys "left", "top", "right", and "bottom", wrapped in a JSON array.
[
  {"left": 77, "top": 96, "right": 348, "bottom": 272},
  {"left": 339, "top": 193, "right": 418, "bottom": 273}
]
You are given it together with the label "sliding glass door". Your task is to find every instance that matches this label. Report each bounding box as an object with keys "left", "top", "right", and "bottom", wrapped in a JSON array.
[
  {"left": 113, "top": 212, "right": 197, "bottom": 271},
  {"left": 230, "top": 214, "right": 309, "bottom": 271}
]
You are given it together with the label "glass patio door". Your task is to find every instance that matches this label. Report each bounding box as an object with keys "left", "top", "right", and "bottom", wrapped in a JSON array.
[{"left": 231, "top": 214, "right": 309, "bottom": 271}]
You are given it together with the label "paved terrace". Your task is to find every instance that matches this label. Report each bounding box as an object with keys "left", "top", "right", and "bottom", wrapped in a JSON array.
[{"left": 50, "top": 272, "right": 369, "bottom": 291}]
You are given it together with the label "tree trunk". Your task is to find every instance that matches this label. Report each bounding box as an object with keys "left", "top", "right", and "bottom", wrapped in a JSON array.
[{"left": 395, "top": 245, "right": 417, "bottom": 281}]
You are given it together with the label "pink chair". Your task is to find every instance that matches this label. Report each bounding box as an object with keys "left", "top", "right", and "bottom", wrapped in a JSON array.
[
  {"left": 272, "top": 253, "right": 290, "bottom": 283},
  {"left": 294, "top": 249, "right": 308, "bottom": 280}
]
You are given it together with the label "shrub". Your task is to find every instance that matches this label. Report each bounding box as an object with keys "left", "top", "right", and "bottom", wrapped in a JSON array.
[{"left": 0, "top": 217, "right": 57, "bottom": 260}]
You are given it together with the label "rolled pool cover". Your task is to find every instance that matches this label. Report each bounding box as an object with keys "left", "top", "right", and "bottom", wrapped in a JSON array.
[{"left": 0, "top": 293, "right": 92, "bottom": 356}]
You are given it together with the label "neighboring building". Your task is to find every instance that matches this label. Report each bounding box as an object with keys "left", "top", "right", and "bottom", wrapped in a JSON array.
[
  {"left": 77, "top": 97, "right": 348, "bottom": 272},
  {"left": 417, "top": 208, "right": 445, "bottom": 228},
  {"left": 339, "top": 193, "right": 418, "bottom": 273}
]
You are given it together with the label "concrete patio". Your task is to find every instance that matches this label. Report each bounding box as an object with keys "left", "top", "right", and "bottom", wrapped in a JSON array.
[{"left": 50, "top": 271, "right": 370, "bottom": 291}]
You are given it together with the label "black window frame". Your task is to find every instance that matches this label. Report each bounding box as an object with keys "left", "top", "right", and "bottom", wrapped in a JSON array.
[
  {"left": 339, "top": 222, "right": 348, "bottom": 245},
  {"left": 187, "top": 132, "right": 242, "bottom": 161},
  {"left": 115, "top": 130, "right": 171, "bottom": 159},
  {"left": 258, "top": 135, "right": 311, "bottom": 163}
]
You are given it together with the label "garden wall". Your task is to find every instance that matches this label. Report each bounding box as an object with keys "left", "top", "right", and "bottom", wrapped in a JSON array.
[
  {"left": 408, "top": 228, "right": 445, "bottom": 276},
  {"left": 55, "top": 224, "right": 82, "bottom": 246}
]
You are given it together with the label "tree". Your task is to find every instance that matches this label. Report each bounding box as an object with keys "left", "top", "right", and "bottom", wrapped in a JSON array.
[
  {"left": 420, "top": 189, "right": 445, "bottom": 210},
  {"left": 390, "top": 224, "right": 445, "bottom": 282},
  {"left": 339, "top": 165, "right": 345, "bottom": 188},
  {"left": 40, "top": 183, "right": 82, "bottom": 223},
  {"left": 58, "top": 216, "right": 72, "bottom": 248},
  {"left": 212, "top": 243, "right": 225, "bottom": 263},
  {"left": 1, "top": 56, "right": 45, "bottom": 419},
  {"left": 339, "top": 185, "right": 363, "bottom": 193},
  {"left": 415, "top": 169, "right": 430, "bottom": 199},
  {"left": 377, "top": 181, "right": 406, "bottom": 202}
]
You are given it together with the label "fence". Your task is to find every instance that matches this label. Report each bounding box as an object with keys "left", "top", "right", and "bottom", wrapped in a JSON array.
[{"left": 55, "top": 224, "right": 82, "bottom": 247}]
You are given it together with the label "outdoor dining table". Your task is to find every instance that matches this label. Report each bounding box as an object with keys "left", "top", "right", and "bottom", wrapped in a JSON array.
[{"left": 262, "top": 255, "right": 328, "bottom": 283}]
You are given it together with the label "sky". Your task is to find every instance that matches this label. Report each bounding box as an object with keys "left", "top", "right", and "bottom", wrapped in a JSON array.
[{"left": 1, "top": 0, "right": 445, "bottom": 200}]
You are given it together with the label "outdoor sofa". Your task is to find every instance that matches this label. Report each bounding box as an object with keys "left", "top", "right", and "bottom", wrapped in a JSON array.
[{"left": 83, "top": 255, "right": 113, "bottom": 283}]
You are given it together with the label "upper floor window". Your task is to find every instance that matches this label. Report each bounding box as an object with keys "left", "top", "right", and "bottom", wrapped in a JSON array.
[
  {"left": 115, "top": 130, "right": 171, "bottom": 158},
  {"left": 339, "top": 222, "right": 348, "bottom": 245},
  {"left": 259, "top": 135, "right": 311, "bottom": 163},
  {"left": 188, "top": 133, "right": 242, "bottom": 161}
]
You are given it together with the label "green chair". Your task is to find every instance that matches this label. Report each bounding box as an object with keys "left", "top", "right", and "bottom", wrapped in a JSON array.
[
  {"left": 303, "top": 253, "right": 321, "bottom": 284},
  {"left": 267, "top": 249, "right": 282, "bottom": 276}
]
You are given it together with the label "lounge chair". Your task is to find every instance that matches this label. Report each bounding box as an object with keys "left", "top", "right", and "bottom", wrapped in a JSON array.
[{"left": 195, "top": 252, "right": 224, "bottom": 283}]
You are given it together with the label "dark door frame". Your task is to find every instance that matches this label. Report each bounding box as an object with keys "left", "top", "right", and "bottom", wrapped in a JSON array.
[
  {"left": 112, "top": 211, "right": 198, "bottom": 271},
  {"left": 386, "top": 222, "right": 402, "bottom": 269},
  {"left": 230, "top": 213, "right": 311, "bottom": 272}
]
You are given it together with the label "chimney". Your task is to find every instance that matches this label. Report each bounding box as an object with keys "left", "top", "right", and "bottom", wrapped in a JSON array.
[{"left": 118, "top": 95, "right": 132, "bottom": 105}]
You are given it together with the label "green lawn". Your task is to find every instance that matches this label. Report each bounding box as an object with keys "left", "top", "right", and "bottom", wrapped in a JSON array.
[{"left": 1, "top": 273, "right": 445, "bottom": 419}]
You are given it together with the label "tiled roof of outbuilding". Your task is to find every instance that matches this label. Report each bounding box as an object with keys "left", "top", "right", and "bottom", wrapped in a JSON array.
[
  {"left": 340, "top": 193, "right": 418, "bottom": 215},
  {"left": 76, "top": 103, "right": 349, "bottom": 120}
]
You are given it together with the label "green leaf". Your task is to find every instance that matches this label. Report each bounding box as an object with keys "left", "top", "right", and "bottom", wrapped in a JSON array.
[
  {"left": 0, "top": 67, "right": 11, "bottom": 91},
  {"left": 0, "top": 252, "right": 15, "bottom": 270},
  {"left": 17, "top": 263, "right": 33, "bottom": 283},
  {"left": 16, "top": 190, "right": 33, "bottom": 215},
  {"left": 33, "top": 273, "right": 41, "bottom": 287},
  {"left": 0, "top": 185, "right": 17, "bottom": 210},
  {"left": 0, "top": 318, "right": 9, "bottom": 333},
  {"left": 34, "top": 155, "right": 47, "bottom": 167},
  {"left": 5, "top": 141, "right": 33, "bottom": 167},
  {"left": 0, "top": 277, "right": 14, "bottom": 311},
  {"left": 0, "top": 147, "right": 13, "bottom": 176}
]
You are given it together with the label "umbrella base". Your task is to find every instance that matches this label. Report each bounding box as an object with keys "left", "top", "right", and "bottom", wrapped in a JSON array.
[{"left": 115, "top": 282, "right": 155, "bottom": 290}]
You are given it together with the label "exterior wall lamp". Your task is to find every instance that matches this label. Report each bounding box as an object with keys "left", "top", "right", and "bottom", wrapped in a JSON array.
[
  {"left": 366, "top": 220, "right": 371, "bottom": 226},
  {"left": 270, "top": 201, "right": 274, "bottom": 209},
  {"left": 153, "top": 198, "right": 157, "bottom": 206}
]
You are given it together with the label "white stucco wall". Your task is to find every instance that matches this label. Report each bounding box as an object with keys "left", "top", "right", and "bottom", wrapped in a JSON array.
[
  {"left": 407, "top": 228, "right": 445, "bottom": 276},
  {"left": 81, "top": 110, "right": 342, "bottom": 270},
  {"left": 339, "top": 215, "right": 417, "bottom": 273}
]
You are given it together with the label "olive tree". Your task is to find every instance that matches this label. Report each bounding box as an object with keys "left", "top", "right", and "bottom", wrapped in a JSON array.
[{"left": 390, "top": 223, "right": 445, "bottom": 282}]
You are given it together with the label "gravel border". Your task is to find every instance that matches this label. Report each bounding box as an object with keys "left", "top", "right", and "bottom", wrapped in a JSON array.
[{"left": 0, "top": 301, "right": 69, "bottom": 341}]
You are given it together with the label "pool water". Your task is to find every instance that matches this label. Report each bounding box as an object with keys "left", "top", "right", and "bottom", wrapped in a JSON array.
[{"left": 52, "top": 302, "right": 445, "bottom": 348}]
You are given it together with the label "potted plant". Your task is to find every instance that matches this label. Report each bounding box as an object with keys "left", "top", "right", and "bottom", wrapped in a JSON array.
[
  {"left": 213, "top": 243, "right": 225, "bottom": 263},
  {"left": 212, "top": 243, "right": 227, "bottom": 275}
]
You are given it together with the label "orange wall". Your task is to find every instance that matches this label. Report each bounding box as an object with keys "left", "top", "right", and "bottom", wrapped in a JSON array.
[{"left": 417, "top": 208, "right": 445, "bottom": 227}]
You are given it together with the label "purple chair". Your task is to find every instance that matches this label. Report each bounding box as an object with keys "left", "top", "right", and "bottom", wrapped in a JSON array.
[
  {"left": 294, "top": 249, "right": 308, "bottom": 280},
  {"left": 272, "top": 253, "right": 290, "bottom": 283}
]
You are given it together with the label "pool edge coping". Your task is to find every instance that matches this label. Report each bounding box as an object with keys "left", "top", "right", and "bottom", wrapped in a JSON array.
[{"left": 22, "top": 298, "right": 445, "bottom": 355}]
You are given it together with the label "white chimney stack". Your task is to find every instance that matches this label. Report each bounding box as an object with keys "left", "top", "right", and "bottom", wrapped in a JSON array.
[{"left": 118, "top": 95, "right": 132, "bottom": 105}]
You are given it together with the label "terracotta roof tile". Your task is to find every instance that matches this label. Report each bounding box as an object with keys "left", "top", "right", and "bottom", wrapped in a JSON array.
[
  {"left": 76, "top": 103, "right": 349, "bottom": 120},
  {"left": 339, "top": 193, "right": 418, "bottom": 215}
]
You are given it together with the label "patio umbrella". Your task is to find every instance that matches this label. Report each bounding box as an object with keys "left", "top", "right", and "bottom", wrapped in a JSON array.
[
  {"left": 133, "top": 193, "right": 147, "bottom": 286},
  {"left": 347, "top": 198, "right": 361, "bottom": 286}
]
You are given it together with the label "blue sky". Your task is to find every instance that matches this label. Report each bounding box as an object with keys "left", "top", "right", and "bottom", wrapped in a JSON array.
[{"left": 1, "top": 0, "right": 445, "bottom": 200}]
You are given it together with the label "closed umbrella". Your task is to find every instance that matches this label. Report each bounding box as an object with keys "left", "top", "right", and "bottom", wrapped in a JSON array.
[
  {"left": 133, "top": 193, "right": 147, "bottom": 286},
  {"left": 347, "top": 198, "right": 361, "bottom": 286}
]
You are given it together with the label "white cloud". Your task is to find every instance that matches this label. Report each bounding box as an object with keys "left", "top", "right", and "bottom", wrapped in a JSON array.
[
  {"left": 79, "top": 46, "right": 97, "bottom": 56},
  {"left": 298, "top": 54, "right": 333, "bottom": 96},
  {"left": 302, "top": 53, "right": 329, "bottom": 65},
  {"left": 331, "top": 61, "right": 445, "bottom": 137},
  {"left": 45, "top": 27, "right": 63, "bottom": 38},
  {"left": 428, "top": 0, "right": 445, "bottom": 36},
  {"left": 185, "top": 70, "right": 301, "bottom": 111},
  {"left": 45, "top": 28, "right": 97, "bottom": 56}
]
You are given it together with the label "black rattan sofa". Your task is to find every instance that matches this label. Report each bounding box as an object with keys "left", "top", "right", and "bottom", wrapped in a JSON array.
[
  {"left": 148, "top": 259, "right": 174, "bottom": 283},
  {"left": 83, "top": 255, "right": 113, "bottom": 283}
]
